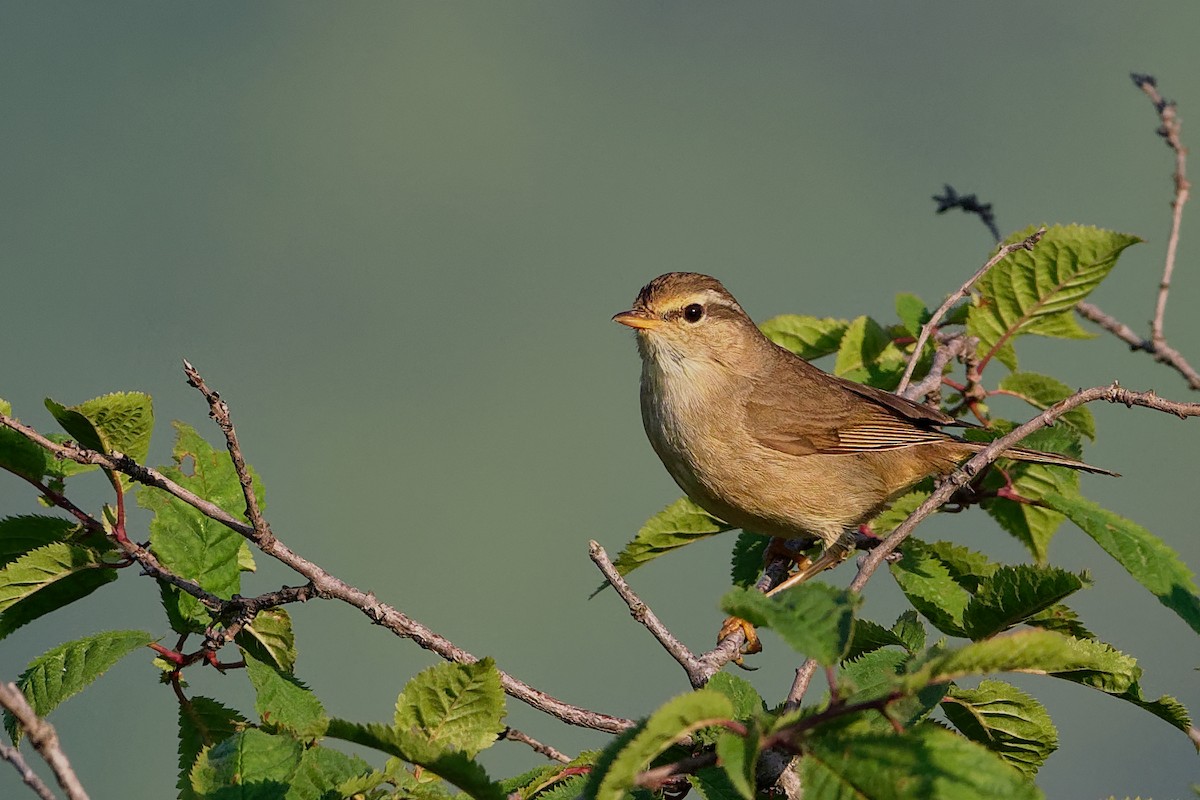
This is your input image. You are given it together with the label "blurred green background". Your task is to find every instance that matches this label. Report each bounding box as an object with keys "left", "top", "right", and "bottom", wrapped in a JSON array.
[{"left": 2, "top": 3, "right": 1198, "bottom": 797}]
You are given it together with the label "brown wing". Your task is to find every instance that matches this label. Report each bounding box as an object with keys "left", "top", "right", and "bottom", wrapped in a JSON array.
[{"left": 746, "top": 354, "right": 956, "bottom": 457}]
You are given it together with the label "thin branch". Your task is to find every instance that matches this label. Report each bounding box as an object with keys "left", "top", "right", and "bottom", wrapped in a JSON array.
[
  {"left": 0, "top": 682, "right": 89, "bottom": 800},
  {"left": 1075, "top": 301, "right": 1200, "bottom": 389},
  {"left": 0, "top": 740, "right": 57, "bottom": 800},
  {"left": 1131, "top": 74, "right": 1191, "bottom": 347},
  {"left": 783, "top": 658, "right": 819, "bottom": 710},
  {"left": 500, "top": 727, "right": 571, "bottom": 764},
  {"left": 900, "top": 335, "right": 969, "bottom": 402},
  {"left": 695, "top": 552, "right": 795, "bottom": 678},
  {"left": 0, "top": 384, "right": 634, "bottom": 735},
  {"left": 588, "top": 541, "right": 705, "bottom": 688},
  {"left": 896, "top": 228, "right": 1045, "bottom": 395},
  {"left": 850, "top": 383, "right": 1200, "bottom": 592}
]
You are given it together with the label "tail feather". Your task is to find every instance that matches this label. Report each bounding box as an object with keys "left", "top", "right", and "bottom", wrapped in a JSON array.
[{"left": 995, "top": 445, "right": 1119, "bottom": 477}]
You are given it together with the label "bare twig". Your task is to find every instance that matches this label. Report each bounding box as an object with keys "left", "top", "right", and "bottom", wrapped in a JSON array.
[
  {"left": 1131, "top": 74, "right": 1191, "bottom": 348},
  {"left": 588, "top": 542, "right": 705, "bottom": 688},
  {"left": 500, "top": 727, "right": 571, "bottom": 763},
  {"left": 901, "top": 335, "right": 969, "bottom": 403},
  {"left": 850, "top": 383, "right": 1200, "bottom": 592},
  {"left": 0, "top": 683, "right": 89, "bottom": 800},
  {"left": 896, "top": 228, "right": 1046, "bottom": 395},
  {"left": 783, "top": 658, "right": 820, "bottom": 710},
  {"left": 1075, "top": 301, "right": 1200, "bottom": 389},
  {"left": 0, "top": 377, "right": 634, "bottom": 735},
  {"left": 0, "top": 740, "right": 57, "bottom": 800}
]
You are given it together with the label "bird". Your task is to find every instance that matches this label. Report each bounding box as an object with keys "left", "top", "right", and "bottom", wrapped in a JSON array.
[{"left": 613, "top": 272, "right": 1115, "bottom": 607}]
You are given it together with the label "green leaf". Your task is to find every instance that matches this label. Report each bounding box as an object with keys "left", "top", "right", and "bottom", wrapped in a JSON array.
[
  {"left": 0, "top": 542, "right": 111, "bottom": 616},
  {"left": 236, "top": 608, "right": 297, "bottom": 673},
  {"left": 998, "top": 373, "right": 1096, "bottom": 440},
  {"left": 729, "top": 532, "right": 769, "bottom": 589},
  {"left": 867, "top": 488, "right": 931, "bottom": 536},
  {"left": 715, "top": 722, "right": 759, "bottom": 800},
  {"left": 177, "top": 696, "right": 248, "bottom": 800},
  {"left": 961, "top": 565, "right": 1089, "bottom": 640},
  {"left": 704, "top": 672, "right": 764, "bottom": 721},
  {"left": 941, "top": 680, "right": 1058, "bottom": 778},
  {"left": 5, "top": 629, "right": 153, "bottom": 743},
  {"left": 44, "top": 392, "right": 153, "bottom": 491},
  {"left": 834, "top": 315, "right": 908, "bottom": 387},
  {"left": 0, "top": 516, "right": 81, "bottom": 566},
  {"left": 899, "top": 630, "right": 1138, "bottom": 696},
  {"left": 0, "top": 560, "right": 117, "bottom": 641},
  {"left": 1117, "top": 682, "right": 1192, "bottom": 734},
  {"left": 287, "top": 745, "right": 373, "bottom": 800},
  {"left": 974, "top": 424, "right": 1083, "bottom": 563},
  {"left": 1024, "top": 604, "right": 1095, "bottom": 640},
  {"left": 839, "top": 650, "right": 947, "bottom": 727},
  {"left": 895, "top": 293, "right": 930, "bottom": 337},
  {"left": 802, "top": 722, "right": 1042, "bottom": 799},
  {"left": 138, "top": 421, "right": 264, "bottom": 632},
  {"left": 593, "top": 690, "right": 734, "bottom": 800},
  {"left": 606, "top": 497, "right": 731, "bottom": 582},
  {"left": 914, "top": 540, "right": 998, "bottom": 593},
  {"left": 889, "top": 543, "right": 971, "bottom": 637},
  {"left": 242, "top": 647, "right": 327, "bottom": 738},
  {"left": 395, "top": 658, "right": 506, "bottom": 758},
  {"left": 758, "top": 315, "right": 849, "bottom": 359},
  {"left": 325, "top": 718, "right": 505, "bottom": 800},
  {"left": 892, "top": 610, "right": 926, "bottom": 653},
  {"left": 968, "top": 224, "right": 1141, "bottom": 369},
  {"left": 690, "top": 766, "right": 746, "bottom": 800},
  {"left": 1043, "top": 492, "right": 1200, "bottom": 636},
  {"left": 845, "top": 619, "right": 910, "bottom": 661},
  {"left": 721, "top": 583, "right": 860, "bottom": 665},
  {"left": 0, "top": 400, "right": 49, "bottom": 482},
  {"left": 190, "top": 728, "right": 302, "bottom": 799}
]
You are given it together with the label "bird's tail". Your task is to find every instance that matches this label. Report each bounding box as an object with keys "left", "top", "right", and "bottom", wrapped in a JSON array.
[{"left": 990, "top": 445, "right": 1119, "bottom": 477}]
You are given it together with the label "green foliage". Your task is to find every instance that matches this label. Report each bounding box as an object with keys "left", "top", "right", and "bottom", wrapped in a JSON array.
[
  {"left": 1044, "top": 492, "right": 1200, "bottom": 636},
  {"left": 138, "top": 421, "right": 264, "bottom": 632},
  {"left": 394, "top": 658, "right": 506, "bottom": 758},
  {"left": 968, "top": 224, "right": 1141, "bottom": 369},
  {"left": 801, "top": 722, "right": 1043, "bottom": 799},
  {"left": 190, "top": 728, "right": 372, "bottom": 800},
  {"left": 834, "top": 315, "right": 908, "bottom": 387},
  {"left": 0, "top": 400, "right": 49, "bottom": 482},
  {"left": 721, "top": 582, "right": 861, "bottom": 665},
  {"left": 45, "top": 392, "right": 153, "bottom": 491},
  {"left": 4, "top": 629, "right": 153, "bottom": 743},
  {"left": 236, "top": 608, "right": 297, "bottom": 673},
  {"left": 758, "top": 314, "right": 849, "bottom": 359},
  {"left": 941, "top": 680, "right": 1058, "bottom": 777},
  {"left": 895, "top": 292, "right": 931, "bottom": 337},
  {"left": 606, "top": 497, "right": 732, "bottom": 582},
  {"left": 729, "top": 531, "right": 770, "bottom": 588},
  {"left": 998, "top": 372, "right": 1096, "bottom": 440},
  {"left": 177, "top": 697, "right": 248, "bottom": 800},
  {"left": 589, "top": 690, "right": 734, "bottom": 800},
  {"left": 242, "top": 647, "right": 328, "bottom": 738},
  {"left": 961, "top": 565, "right": 1089, "bottom": 640}
]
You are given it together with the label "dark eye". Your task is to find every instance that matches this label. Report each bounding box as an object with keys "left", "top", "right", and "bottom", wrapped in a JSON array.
[{"left": 683, "top": 303, "right": 704, "bottom": 323}]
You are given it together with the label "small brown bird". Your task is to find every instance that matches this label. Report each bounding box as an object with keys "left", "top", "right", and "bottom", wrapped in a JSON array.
[{"left": 614, "top": 272, "right": 1114, "bottom": 585}]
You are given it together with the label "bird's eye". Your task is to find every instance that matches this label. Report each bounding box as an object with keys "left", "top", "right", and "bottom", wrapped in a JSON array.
[{"left": 683, "top": 303, "right": 705, "bottom": 323}]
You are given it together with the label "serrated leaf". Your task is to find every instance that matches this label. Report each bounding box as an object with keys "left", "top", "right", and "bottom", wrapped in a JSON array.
[
  {"left": 236, "top": 608, "right": 297, "bottom": 673},
  {"left": 889, "top": 543, "right": 971, "bottom": 637},
  {"left": 242, "top": 647, "right": 327, "bottom": 738},
  {"left": 690, "top": 767, "right": 745, "bottom": 800},
  {"left": 44, "top": 392, "right": 153, "bottom": 492},
  {"left": 845, "top": 619, "right": 910, "bottom": 661},
  {"left": 839, "top": 649, "right": 947, "bottom": 727},
  {"left": 0, "top": 542, "right": 110, "bottom": 616},
  {"left": 190, "top": 728, "right": 303, "bottom": 799},
  {"left": 138, "top": 421, "right": 264, "bottom": 632},
  {"left": 1024, "top": 604, "right": 1095, "bottom": 640},
  {"left": 867, "top": 489, "right": 931, "bottom": 537},
  {"left": 834, "top": 316, "right": 909, "bottom": 388},
  {"left": 1117, "top": 682, "right": 1192, "bottom": 734},
  {"left": 962, "top": 565, "right": 1088, "bottom": 640},
  {"left": 325, "top": 718, "right": 506, "bottom": 800},
  {"left": 729, "top": 532, "right": 769, "bottom": 589},
  {"left": 0, "top": 516, "right": 81, "bottom": 565},
  {"left": 758, "top": 315, "right": 849, "bottom": 359},
  {"left": 899, "top": 630, "right": 1138, "bottom": 696},
  {"left": 968, "top": 225, "right": 1141, "bottom": 369},
  {"left": 1044, "top": 492, "right": 1200, "bottom": 636},
  {"left": 593, "top": 690, "right": 734, "bottom": 800},
  {"left": 395, "top": 658, "right": 506, "bottom": 758},
  {"left": 917, "top": 540, "right": 999, "bottom": 593},
  {"left": 4, "top": 629, "right": 153, "bottom": 743},
  {"left": 177, "top": 696, "right": 248, "bottom": 800},
  {"left": 715, "top": 723, "right": 759, "bottom": 800},
  {"left": 606, "top": 498, "right": 731, "bottom": 583},
  {"left": 941, "top": 680, "right": 1058, "bottom": 778},
  {"left": 0, "top": 400, "right": 49, "bottom": 482},
  {"left": 0, "top": 562, "right": 117, "bottom": 641},
  {"left": 802, "top": 721, "right": 1042, "bottom": 800},
  {"left": 287, "top": 745, "right": 373, "bottom": 800},
  {"left": 721, "top": 583, "right": 860, "bottom": 665},
  {"left": 892, "top": 610, "right": 926, "bottom": 653},
  {"left": 999, "top": 372, "right": 1096, "bottom": 440},
  {"left": 895, "top": 292, "right": 931, "bottom": 337},
  {"left": 704, "top": 672, "right": 764, "bottom": 721}
]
